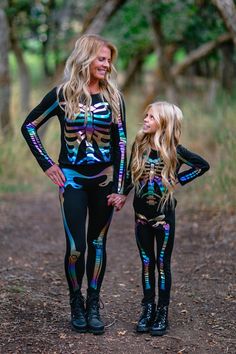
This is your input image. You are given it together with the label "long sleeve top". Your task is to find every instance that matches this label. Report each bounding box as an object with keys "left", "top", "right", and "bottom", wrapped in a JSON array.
[
  {"left": 21, "top": 87, "right": 127, "bottom": 194},
  {"left": 124, "top": 144, "right": 210, "bottom": 218}
]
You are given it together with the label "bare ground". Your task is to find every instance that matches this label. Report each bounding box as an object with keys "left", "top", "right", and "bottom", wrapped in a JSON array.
[{"left": 0, "top": 192, "right": 235, "bottom": 354}]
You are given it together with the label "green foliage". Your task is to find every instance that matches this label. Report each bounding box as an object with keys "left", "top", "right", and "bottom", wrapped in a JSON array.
[
  {"left": 5, "top": 0, "right": 98, "bottom": 76},
  {"left": 4, "top": 0, "right": 232, "bottom": 78},
  {"left": 2, "top": 0, "right": 236, "bottom": 208},
  {"left": 151, "top": 0, "right": 225, "bottom": 45},
  {"left": 103, "top": 0, "right": 227, "bottom": 70},
  {"left": 103, "top": 0, "right": 151, "bottom": 69},
  {"left": 9, "top": 52, "right": 44, "bottom": 86}
]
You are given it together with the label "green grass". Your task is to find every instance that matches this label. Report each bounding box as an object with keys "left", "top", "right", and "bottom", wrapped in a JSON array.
[{"left": 179, "top": 91, "right": 236, "bottom": 209}]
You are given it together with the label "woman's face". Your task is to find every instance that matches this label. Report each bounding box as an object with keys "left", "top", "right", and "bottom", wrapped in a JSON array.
[
  {"left": 143, "top": 108, "right": 159, "bottom": 135},
  {"left": 89, "top": 45, "right": 112, "bottom": 82}
]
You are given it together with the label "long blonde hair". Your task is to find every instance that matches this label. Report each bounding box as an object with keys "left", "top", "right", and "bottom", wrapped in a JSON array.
[
  {"left": 58, "top": 34, "right": 121, "bottom": 122},
  {"left": 131, "top": 101, "right": 183, "bottom": 207}
]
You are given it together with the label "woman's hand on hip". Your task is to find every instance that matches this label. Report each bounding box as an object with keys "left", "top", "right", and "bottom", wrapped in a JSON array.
[{"left": 45, "top": 164, "right": 66, "bottom": 187}]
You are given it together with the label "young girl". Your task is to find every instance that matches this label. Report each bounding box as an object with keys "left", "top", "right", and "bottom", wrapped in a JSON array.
[{"left": 109, "top": 101, "right": 210, "bottom": 336}]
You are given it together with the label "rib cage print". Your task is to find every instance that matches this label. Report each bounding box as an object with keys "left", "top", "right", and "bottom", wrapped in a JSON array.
[
  {"left": 139, "top": 156, "right": 165, "bottom": 205},
  {"left": 64, "top": 101, "right": 112, "bottom": 165}
]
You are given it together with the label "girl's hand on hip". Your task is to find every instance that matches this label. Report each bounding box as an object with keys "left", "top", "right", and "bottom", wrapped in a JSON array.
[{"left": 45, "top": 164, "right": 66, "bottom": 187}]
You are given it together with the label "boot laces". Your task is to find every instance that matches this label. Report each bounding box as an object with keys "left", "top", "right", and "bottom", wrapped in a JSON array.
[
  {"left": 142, "top": 303, "right": 154, "bottom": 319},
  {"left": 72, "top": 294, "right": 85, "bottom": 316},
  {"left": 156, "top": 306, "right": 168, "bottom": 323},
  {"left": 88, "top": 295, "right": 104, "bottom": 310},
  {"left": 87, "top": 296, "right": 104, "bottom": 320}
]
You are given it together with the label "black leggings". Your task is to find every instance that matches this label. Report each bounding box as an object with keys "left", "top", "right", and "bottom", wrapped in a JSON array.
[
  {"left": 135, "top": 213, "right": 175, "bottom": 306},
  {"left": 59, "top": 166, "right": 114, "bottom": 296}
]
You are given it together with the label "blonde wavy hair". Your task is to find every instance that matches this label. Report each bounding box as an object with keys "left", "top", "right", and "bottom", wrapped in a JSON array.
[
  {"left": 131, "top": 101, "right": 183, "bottom": 208},
  {"left": 58, "top": 34, "right": 121, "bottom": 122}
]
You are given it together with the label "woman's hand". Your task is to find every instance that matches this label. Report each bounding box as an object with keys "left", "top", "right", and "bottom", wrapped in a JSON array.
[
  {"left": 107, "top": 193, "right": 127, "bottom": 211},
  {"left": 45, "top": 164, "right": 66, "bottom": 187}
]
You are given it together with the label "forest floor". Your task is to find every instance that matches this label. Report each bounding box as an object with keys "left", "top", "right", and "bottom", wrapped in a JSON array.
[{"left": 0, "top": 191, "right": 235, "bottom": 354}]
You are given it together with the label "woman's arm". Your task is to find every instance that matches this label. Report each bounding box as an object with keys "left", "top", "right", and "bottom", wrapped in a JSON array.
[
  {"left": 176, "top": 145, "right": 210, "bottom": 185},
  {"left": 21, "top": 87, "right": 65, "bottom": 186},
  {"left": 21, "top": 87, "right": 60, "bottom": 172},
  {"left": 111, "top": 95, "right": 127, "bottom": 194}
]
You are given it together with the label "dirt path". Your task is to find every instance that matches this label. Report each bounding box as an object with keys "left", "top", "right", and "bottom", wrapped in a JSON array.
[{"left": 0, "top": 192, "right": 235, "bottom": 354}]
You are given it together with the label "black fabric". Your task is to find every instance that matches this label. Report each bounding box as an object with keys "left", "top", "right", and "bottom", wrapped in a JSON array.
[
  {"left": 135, "top": 213, "right": 175, "bottom": 306},
  {"left": 59, "top": 167, "right": 114, "bottom": 296},
  {"left": 21, "top": 87, "right": 127, "bottom": 194},
  {"left": 125, "top": 144, "right": 210, "bottom": 199},
  {"left": 125, "top": 144, "right": 209, "bottom": 306}
]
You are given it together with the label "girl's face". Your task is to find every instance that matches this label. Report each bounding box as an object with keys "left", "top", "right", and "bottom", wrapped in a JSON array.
[
  {"left": 89, "top": 45, "right": 111, "bottom": 82},
  {"left": 143, "top": 108, "right": 159, "bottom": 135}
]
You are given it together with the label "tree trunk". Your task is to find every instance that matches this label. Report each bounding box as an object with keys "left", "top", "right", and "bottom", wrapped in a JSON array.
[
  {"left": 10, "top": 36, "right": 31, "bottom": 113},
  {"left": 212, "top": 0, "right": 236, "bottom": 46},
  {"left": 83, "top": 0, "right": 128, "bottom": 34},
  {"left": 220, "top": 42, "right": 235, "bottom": 91},
  {"left": 120, "top": 45, "right": 153, "bottom": 92},
  {"left": 0, "top": 9, "right": 11, "bottom": 133},
  {"left": 144, "top": 12, "right": 178, "bottom": 107}
]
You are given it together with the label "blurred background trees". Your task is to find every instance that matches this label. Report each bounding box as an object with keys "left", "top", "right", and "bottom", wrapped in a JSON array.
[
  {"left": 1, "top": 0, "right": 236, "bottom": 121},
  {"left": 0, "top": 0, "right": 235, "bottom": 206}
]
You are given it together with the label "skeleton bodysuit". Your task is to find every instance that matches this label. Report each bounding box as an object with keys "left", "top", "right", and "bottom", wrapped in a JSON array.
[
  {"left": 124, "top": 145, "right": 209, "bottom": 306},
  {"left": 22, "top": 87, "right": 127, "bottom": 296}
]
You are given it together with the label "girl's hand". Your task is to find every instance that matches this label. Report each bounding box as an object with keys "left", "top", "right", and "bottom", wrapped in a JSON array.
[
  {"left": 45, "top": 164, "right": 66, "bottom": 187},
  {"left": 107, "top": 193, "right": 127, "bottom": 211}
]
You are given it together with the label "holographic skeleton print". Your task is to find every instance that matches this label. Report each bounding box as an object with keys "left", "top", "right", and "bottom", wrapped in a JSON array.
[
  {"left": 59, "top": 187, "right": 81, "bottom": 292},
  {"left": 125, "top": 144, "right": 209, "bottom": 306},
  {"left": 116, "top": 110, "right": 127, "bottom": 194},
  {"left": 22, "top": 88, "right": 127, "bottom": 298},
  {"left": 90, "top": 214, "right": 113, "bottom": 290},
  {"left": 138, "top": 156, "right": 165, "bottom": 205},
  {"left": 140, "top": 248, "right": 151, "bottom": 290},
  {"left": 64, "top": 101, "right": 112, "bottom": 165},
  {"left": 21, "top": 88, "right": 127, "bottom": 194},
  {"left": 23, "top": 99, "right": 59, "bottom": 170},
  {"left": 125, "top": 145, "right": 209, "bottom": 207},
  {"left": 159, "top": 223, "right": 170, "bottom": 291},
  {"left": 135, "top": 216, "right": 175, "bottom": 306},
  {"left": 61, "top": 166, "right": 113, "bottom": 190}
]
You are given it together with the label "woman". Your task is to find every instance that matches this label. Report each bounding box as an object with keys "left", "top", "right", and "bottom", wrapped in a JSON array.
[{"left": 21, "top": 34, "right": 127, "bottom": 334}]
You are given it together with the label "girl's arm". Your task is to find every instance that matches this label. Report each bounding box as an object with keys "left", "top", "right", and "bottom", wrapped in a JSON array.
[
  {"left": 123, "top": 143, "right": 135, "bottom": 196},
  {"left": 107, "top": 141, "right": 133, "bottom": 210},
  {"left": 110, "top": 95, "right": 127, "bottom": 195},
  {"left": 21, "top": 87, "right": 60, "bottom": 172},
  {"left": 176, "top": 145, "right": 210, "bottom": 185}
]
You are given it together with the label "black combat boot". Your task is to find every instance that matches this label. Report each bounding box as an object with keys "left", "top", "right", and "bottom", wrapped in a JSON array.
[
  {"left": 70, "top": 290, "right": 87, "bottom": 333},
  {"left": 150, "top": 305, "right": 168, "bottom": 336},
  {"left": 86, "top": 293, "right": 104, "bottom": 335},
  {"left": 136, "top": 302, "right": 156, "bottom": 333}
]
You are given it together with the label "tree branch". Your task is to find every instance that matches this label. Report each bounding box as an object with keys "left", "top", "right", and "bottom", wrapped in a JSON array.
[
  {"left": 83, "top": 0, "right": 127, "bottom": 35},
  {"left": 171, "top": 33, "right": 232, "bottom": 77},
  {"left": 212, "top": 0, "right": 236, "bottom": 46}
]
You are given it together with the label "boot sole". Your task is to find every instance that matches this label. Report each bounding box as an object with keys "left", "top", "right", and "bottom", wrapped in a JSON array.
[
  {"left": 136, "top": 327, "right": 150, "bottom": 333},
  {"left": 88, "top": 327, "right": 105, "bottom": 335},
  {"left": 150, "top": 327, "right": 168, "bottom": 336},
  {"left": 71, "top": 324, "right": 88, "bottom": 333}
]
